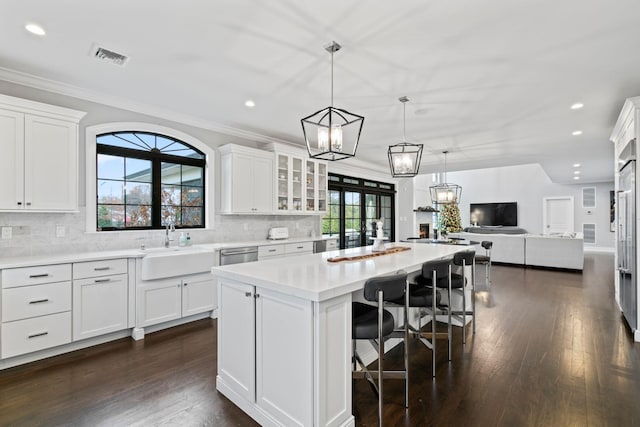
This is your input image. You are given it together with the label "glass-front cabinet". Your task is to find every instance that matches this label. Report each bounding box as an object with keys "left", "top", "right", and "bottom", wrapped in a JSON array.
[{"left": 275, "top": 152, "right": 327, "bottom": 214}]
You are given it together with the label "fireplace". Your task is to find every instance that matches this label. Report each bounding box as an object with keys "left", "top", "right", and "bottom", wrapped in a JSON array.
[{"left": 419, "top": 223, "right": 430, "bottom": 238}]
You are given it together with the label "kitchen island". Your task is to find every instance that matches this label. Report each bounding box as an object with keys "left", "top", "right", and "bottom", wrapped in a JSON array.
[{"left": 211, "top": 242, "right": 470, "bottom": 427}]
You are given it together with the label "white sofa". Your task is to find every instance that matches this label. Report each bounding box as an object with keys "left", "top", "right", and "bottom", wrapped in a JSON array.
[{"left": 448, "top": 231, "right": 584, "bottom": 270}]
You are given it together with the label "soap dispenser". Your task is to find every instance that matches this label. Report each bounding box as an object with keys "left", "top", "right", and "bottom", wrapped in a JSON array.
[
  {"left": 178, "top": 232, "right": 186, "bottom": 247},
  {"left": 185, "top": 232, "right": 191, "bottom": 246}
]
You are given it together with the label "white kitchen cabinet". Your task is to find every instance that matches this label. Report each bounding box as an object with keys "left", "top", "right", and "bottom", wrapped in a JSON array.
[
  {"left": 72, "top": 258, "right": 129, "bottom": 341},
  {"left": 275, "top": 151, "right": 328, "bottom": 214},
  {"left": 1, "top": 263, "right": 73, "bottom": 359},
  {"left": 219, "top": 144, "right": 274, "bottom": 214},
  {"left": 258, "top": 241, "right": 313, "bottom": 260},
  {"left": 0, "top": 94, "right": 85, "bottom": 212},
  {"left": 137, "top": 272, "right": 216, "bottom": 328},
  {"left": 217, "top": 279, "right": 313, "bottom": 426}
]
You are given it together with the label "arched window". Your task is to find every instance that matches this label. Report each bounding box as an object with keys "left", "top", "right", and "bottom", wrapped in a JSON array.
[{"left": 96, "top": 131, "right": 206, "bottom": 230}]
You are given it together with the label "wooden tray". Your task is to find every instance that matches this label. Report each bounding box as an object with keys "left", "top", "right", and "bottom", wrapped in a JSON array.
[{"left": 327, "top": 246, "right": 411, "bottom": 263}]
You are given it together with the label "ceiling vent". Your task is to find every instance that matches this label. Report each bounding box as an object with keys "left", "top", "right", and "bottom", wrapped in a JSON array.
[{"left": 89, "top": 44, "right": 129, "bottom": 67}]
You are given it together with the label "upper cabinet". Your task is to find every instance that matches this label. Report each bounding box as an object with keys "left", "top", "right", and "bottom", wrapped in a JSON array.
[
  {"left": 275, "top": 151, "right": 327, "bottom": 215},
  {"left": 219, "top": 144, "right": 274, "bottom": 214},
  {"left": 0, "top": 94, "right": 86, "bottom": 212}
]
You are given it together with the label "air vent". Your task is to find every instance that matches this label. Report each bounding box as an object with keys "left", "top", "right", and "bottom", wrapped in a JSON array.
[
  {"left": 583, "top": 223, "right": 596, "bottom": 244},
  {"left": 89, "top": 44, "right": 129, "bottom": 67},
  {"left": 582, "top": 187, "right": 596, "bottom": 208}
]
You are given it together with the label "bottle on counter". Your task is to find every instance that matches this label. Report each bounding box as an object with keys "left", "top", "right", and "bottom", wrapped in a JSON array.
[
  {"left": 178, "top": 232, "right": 187, "bottom": 247},
  {"left": 186, "top": 233, "right": 191, "bottom": 246}
]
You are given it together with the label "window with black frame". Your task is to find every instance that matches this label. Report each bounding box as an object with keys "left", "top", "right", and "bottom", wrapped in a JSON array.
[{"left": 96, "top": 132, "right": 205, "bottom": 230}]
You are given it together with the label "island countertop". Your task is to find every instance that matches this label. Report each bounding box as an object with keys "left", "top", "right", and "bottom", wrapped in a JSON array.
[{"left": 211, "top": 242, "right": 471, "bottom": 302}]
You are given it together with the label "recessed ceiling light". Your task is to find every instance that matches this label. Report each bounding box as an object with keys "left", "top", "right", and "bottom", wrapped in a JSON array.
[
  {"left": 25, "top": 23, "right": 45, "bottom": 36},
  {"left": 573, "top": 176, "right": 580, "bottom": 180},
  {"left": 244, "top": 100, "right": 255, "bottom": 108},
  {"left": 570, "top": 102, "right": 584, "bottom": 110},
  {"left": 573, "top": 163, "right": 581, "bottom": 168},
  {"left": 572, "top": 130, "right": 583, "bottom": 136},
  {"left": 574, "top": 170, "right": 581, "bottom": 174}
]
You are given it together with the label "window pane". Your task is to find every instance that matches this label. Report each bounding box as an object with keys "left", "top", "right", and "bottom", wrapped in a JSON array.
[
  {"left": 182, "top": 165, "right": 204, "bottom": 186},
  {"left": 98, "top": 180, "right": 124, "bottom": 204},
  {"left": 126, "top": 158, "right": 152, "bottom": 183},
  {"left": 161, "top": 206, "right": 179, "bottom": 225},
  {"left": 97, "top": 155, "right": 124, "bottom": 180},
  {"left": 161, "top": 163, "right": 182, "bottom": 185},
  {"left": 181, "top": 207, "right": 203, "bottom": 226},
  {"left": 98, "top": 204, "right": 124, "bottom": 228},
  {"left": 126, "top": 183, "right": 152, "bottom": 205},
  {"left": 162, "top": 185, "right": 181, "bottom": 205},
  {"left": 182, "top": 187, "right": 203, "bottom": 206},
  {"left": 126, "top": 205, "right": 151, "bottom": 227}
]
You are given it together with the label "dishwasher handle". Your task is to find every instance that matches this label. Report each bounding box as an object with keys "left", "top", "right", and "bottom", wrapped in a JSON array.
[{"left": 221, "top": 247, "right": 258, "bottom": 256}]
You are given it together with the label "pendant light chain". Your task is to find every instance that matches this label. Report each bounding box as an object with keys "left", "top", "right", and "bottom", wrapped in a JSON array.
[
  {"left": 403, "top": 100, "right": 407, "bottom": 142},
  {"left": 330, "top": 49, "right": 334, "bottom": 108}
]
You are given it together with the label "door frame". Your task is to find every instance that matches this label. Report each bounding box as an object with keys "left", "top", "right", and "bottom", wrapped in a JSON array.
[{"left": 542, "top": 196, "right": 574, "bottom": 235}]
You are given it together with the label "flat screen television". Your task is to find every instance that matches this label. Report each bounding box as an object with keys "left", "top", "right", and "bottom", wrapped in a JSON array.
[{"left": 470, "top": 202, "right": 517, "bottom": 226}]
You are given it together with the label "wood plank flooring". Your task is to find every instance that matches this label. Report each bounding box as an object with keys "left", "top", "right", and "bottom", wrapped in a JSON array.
[{"left": 1, "top": 253, "right": 639, "bottom": 426}]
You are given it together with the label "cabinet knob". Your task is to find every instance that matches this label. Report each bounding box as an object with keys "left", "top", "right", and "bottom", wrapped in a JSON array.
[
  {"left": 245, "top": 291, "right": 252, "bottom": 297},
  {"left": 17, "top": 202, "right": 22, "bottom": 206},
  {"left": 183, "top": 283, "right": 188, "bottom": 286},
  {"left": 26, "top": 202, "right": 31, "bottom": 206},
  {"left": 255, "top": 294, "right": 260, "bottom": 299}
]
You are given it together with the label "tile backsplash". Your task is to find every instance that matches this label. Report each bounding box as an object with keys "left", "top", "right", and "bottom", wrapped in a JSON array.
[{"left": 0, "top": 208, "right": 321, "bottom": 258}]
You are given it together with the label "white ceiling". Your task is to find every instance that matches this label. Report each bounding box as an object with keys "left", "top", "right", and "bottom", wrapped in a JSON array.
[{"left": 2, "top": 0, "right": 637, "bottom": 183}]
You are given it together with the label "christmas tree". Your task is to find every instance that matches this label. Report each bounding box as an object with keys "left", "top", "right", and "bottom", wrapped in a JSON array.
[{"left": 439, "top": 203, "right": 463, "bottom": 234}]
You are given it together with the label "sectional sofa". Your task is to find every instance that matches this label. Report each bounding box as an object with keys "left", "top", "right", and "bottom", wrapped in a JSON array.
[{"left": 448, "top": 228, "right": 584, "bottom": 270}]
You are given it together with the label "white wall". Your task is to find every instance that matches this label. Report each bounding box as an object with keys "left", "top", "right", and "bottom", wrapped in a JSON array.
[{"left": 409, "top": 164, "right": 614, "bottom": 249}]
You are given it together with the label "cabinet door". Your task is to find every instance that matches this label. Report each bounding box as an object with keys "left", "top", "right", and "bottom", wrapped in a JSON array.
[
  {"left": 276, "top": 154, "right": 289, "bottom": 212},
  {"left": 230, "top": 153, "right": 255, "bottom": 213},
  {"left": 137, "top": 278, "right": 182, "bottom": 327},
  {"left": 0, "top": 109, "right": 24, "bottom": 210},
  {"left": 73, "top": 274, "right": 128, "bottom": 341},
  {"left": 305, "top": 160, "right": 316, "bottom": 212},
  {"left": 182, "top": 274, "right": 216, "bottom": 317},
  {"left": 317, "top": 162, "right": 327, "bottom": 212},
  {"left": 252, "top": 155, "right": 274, "bottom": 213},
  {"left": 255, "top": 287, "right": 313, "bottom": 426},
  {"left": 218, "top": 280, "right": 256, "bottom": 402},
  {"left": 24, "top": 115, "right": 78, "bottom": 211}
]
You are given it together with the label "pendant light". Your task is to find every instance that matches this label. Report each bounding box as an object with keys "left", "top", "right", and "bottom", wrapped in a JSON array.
[
  {"left": 429, "top": 151, "right": 462, "bottom": 204},
  {"left": 388, "top": 96, "right": 423, "bottom": 177},
  {"left": 301, "top": 41, "right": 364, "bottom": 161}
]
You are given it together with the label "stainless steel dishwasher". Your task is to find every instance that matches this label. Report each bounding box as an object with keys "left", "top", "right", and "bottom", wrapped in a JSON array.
[{"left": 219, "top": 246, "right": 259, "bottom": 265}]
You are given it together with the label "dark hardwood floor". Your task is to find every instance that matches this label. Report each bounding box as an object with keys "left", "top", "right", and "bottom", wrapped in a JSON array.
[{"left": 1, "top": 253, "right": 639, "bottom": 426}]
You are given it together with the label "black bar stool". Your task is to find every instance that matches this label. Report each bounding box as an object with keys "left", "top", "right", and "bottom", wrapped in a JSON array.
[
  {"left": 450, "top": 250, "right": 476, "bottom": 344},
  {"left": 352, "top": 270, "right": 409, "bottom": 426},
  {"left": 396, "top": 259, "right": 450, "bottom": 376},
  {"left": 475, "top": 241, "right": 493, "bottom": 288}
]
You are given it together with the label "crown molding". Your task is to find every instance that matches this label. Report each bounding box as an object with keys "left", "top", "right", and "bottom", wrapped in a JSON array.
[{"left": 0, "top": 66, "right": 297, "bottom": 147}]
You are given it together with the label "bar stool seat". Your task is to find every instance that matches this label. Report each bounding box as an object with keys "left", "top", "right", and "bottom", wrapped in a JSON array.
[{"left": 353, "top": 302, "right": 396, "bottom": 339}]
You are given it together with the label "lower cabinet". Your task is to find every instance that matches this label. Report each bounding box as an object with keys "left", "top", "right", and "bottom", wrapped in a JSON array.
[
  {"left": 73, "top": 273, "right": 128, "bottom": 341},
  {"left": 218, "top": 279, "right": 313, "bottom": 426},
  {"left": 138, "top": 272, "right": 215, "bottom": 328}
]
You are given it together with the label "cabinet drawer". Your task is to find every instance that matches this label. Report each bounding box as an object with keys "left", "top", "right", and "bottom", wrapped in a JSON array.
[
  {"left": 1, "top": 311, "right": 71, "bottom": 359},
  {"left": 73, "top": 258, "right": 127, "bottom": 279},
  {"left": 326, "top": 239, "right": 338, "bottom": 250},
  {"left": 285, "top": 242, "right": 313, "bottom": 254},
  {"left": 2, "top": 281, "right": 71, "bottom": 322},
  {"left": 259, "top": 244, "right": 285, "bottom": 258},
  {"left": 2, "top": 264, "right": 71, "bottom": 288}
]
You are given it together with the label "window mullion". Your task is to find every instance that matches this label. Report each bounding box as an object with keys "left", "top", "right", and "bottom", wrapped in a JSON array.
[{"left": 152, "top": 159, "right": 162, "bottom": 228}]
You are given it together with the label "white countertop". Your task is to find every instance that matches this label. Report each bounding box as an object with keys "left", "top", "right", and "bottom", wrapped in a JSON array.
[
  {"left": 0, "top": 236, "right": 336, "bottom": 269},
  {"left": 211, "top": 242, "right": 471, "bottom": 302}
]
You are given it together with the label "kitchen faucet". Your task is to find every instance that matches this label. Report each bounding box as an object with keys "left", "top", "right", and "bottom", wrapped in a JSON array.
[{"left": 165, "top": 223, "right": 175, "bottom": 247}]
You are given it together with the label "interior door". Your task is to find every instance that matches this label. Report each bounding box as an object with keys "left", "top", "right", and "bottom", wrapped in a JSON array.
[{"left": 543, "top": 197, "right": 574, "bottom": 234}]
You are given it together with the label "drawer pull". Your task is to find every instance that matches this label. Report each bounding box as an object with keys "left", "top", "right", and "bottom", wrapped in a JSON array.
[
  {"left": 94, "top": 267, "right": 110, "bottom": 271},
  {"left": 94, "top": 278, "right": 111, "bottom": 283},
  {"left": 297, "top": 246, "right": 304, "bottom": 249},
  {"left": 245, "top": 291, "right": 252, "bottom": 297},
  {"left": 29, "top": 299, "right": 49, "bottom": 304},
  {"left": 28, "top": 331, "right": 48, "bottom": 339},
  {"left": 268, "top": 249, "right": 277, "bottom": 252},
  {"left": 29, "top": 273, "right": 49, "bottom": 279}
]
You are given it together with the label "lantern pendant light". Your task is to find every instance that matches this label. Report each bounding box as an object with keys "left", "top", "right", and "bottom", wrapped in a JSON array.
[
  {"left": 429, "top": 151, "right": 462, "bottom": 204},
  {"left": 301, "top": 41, "right": 364, "bottom": 161},
  {"left": 388, "top": 96, "right": 423, "bottom": 177}
]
